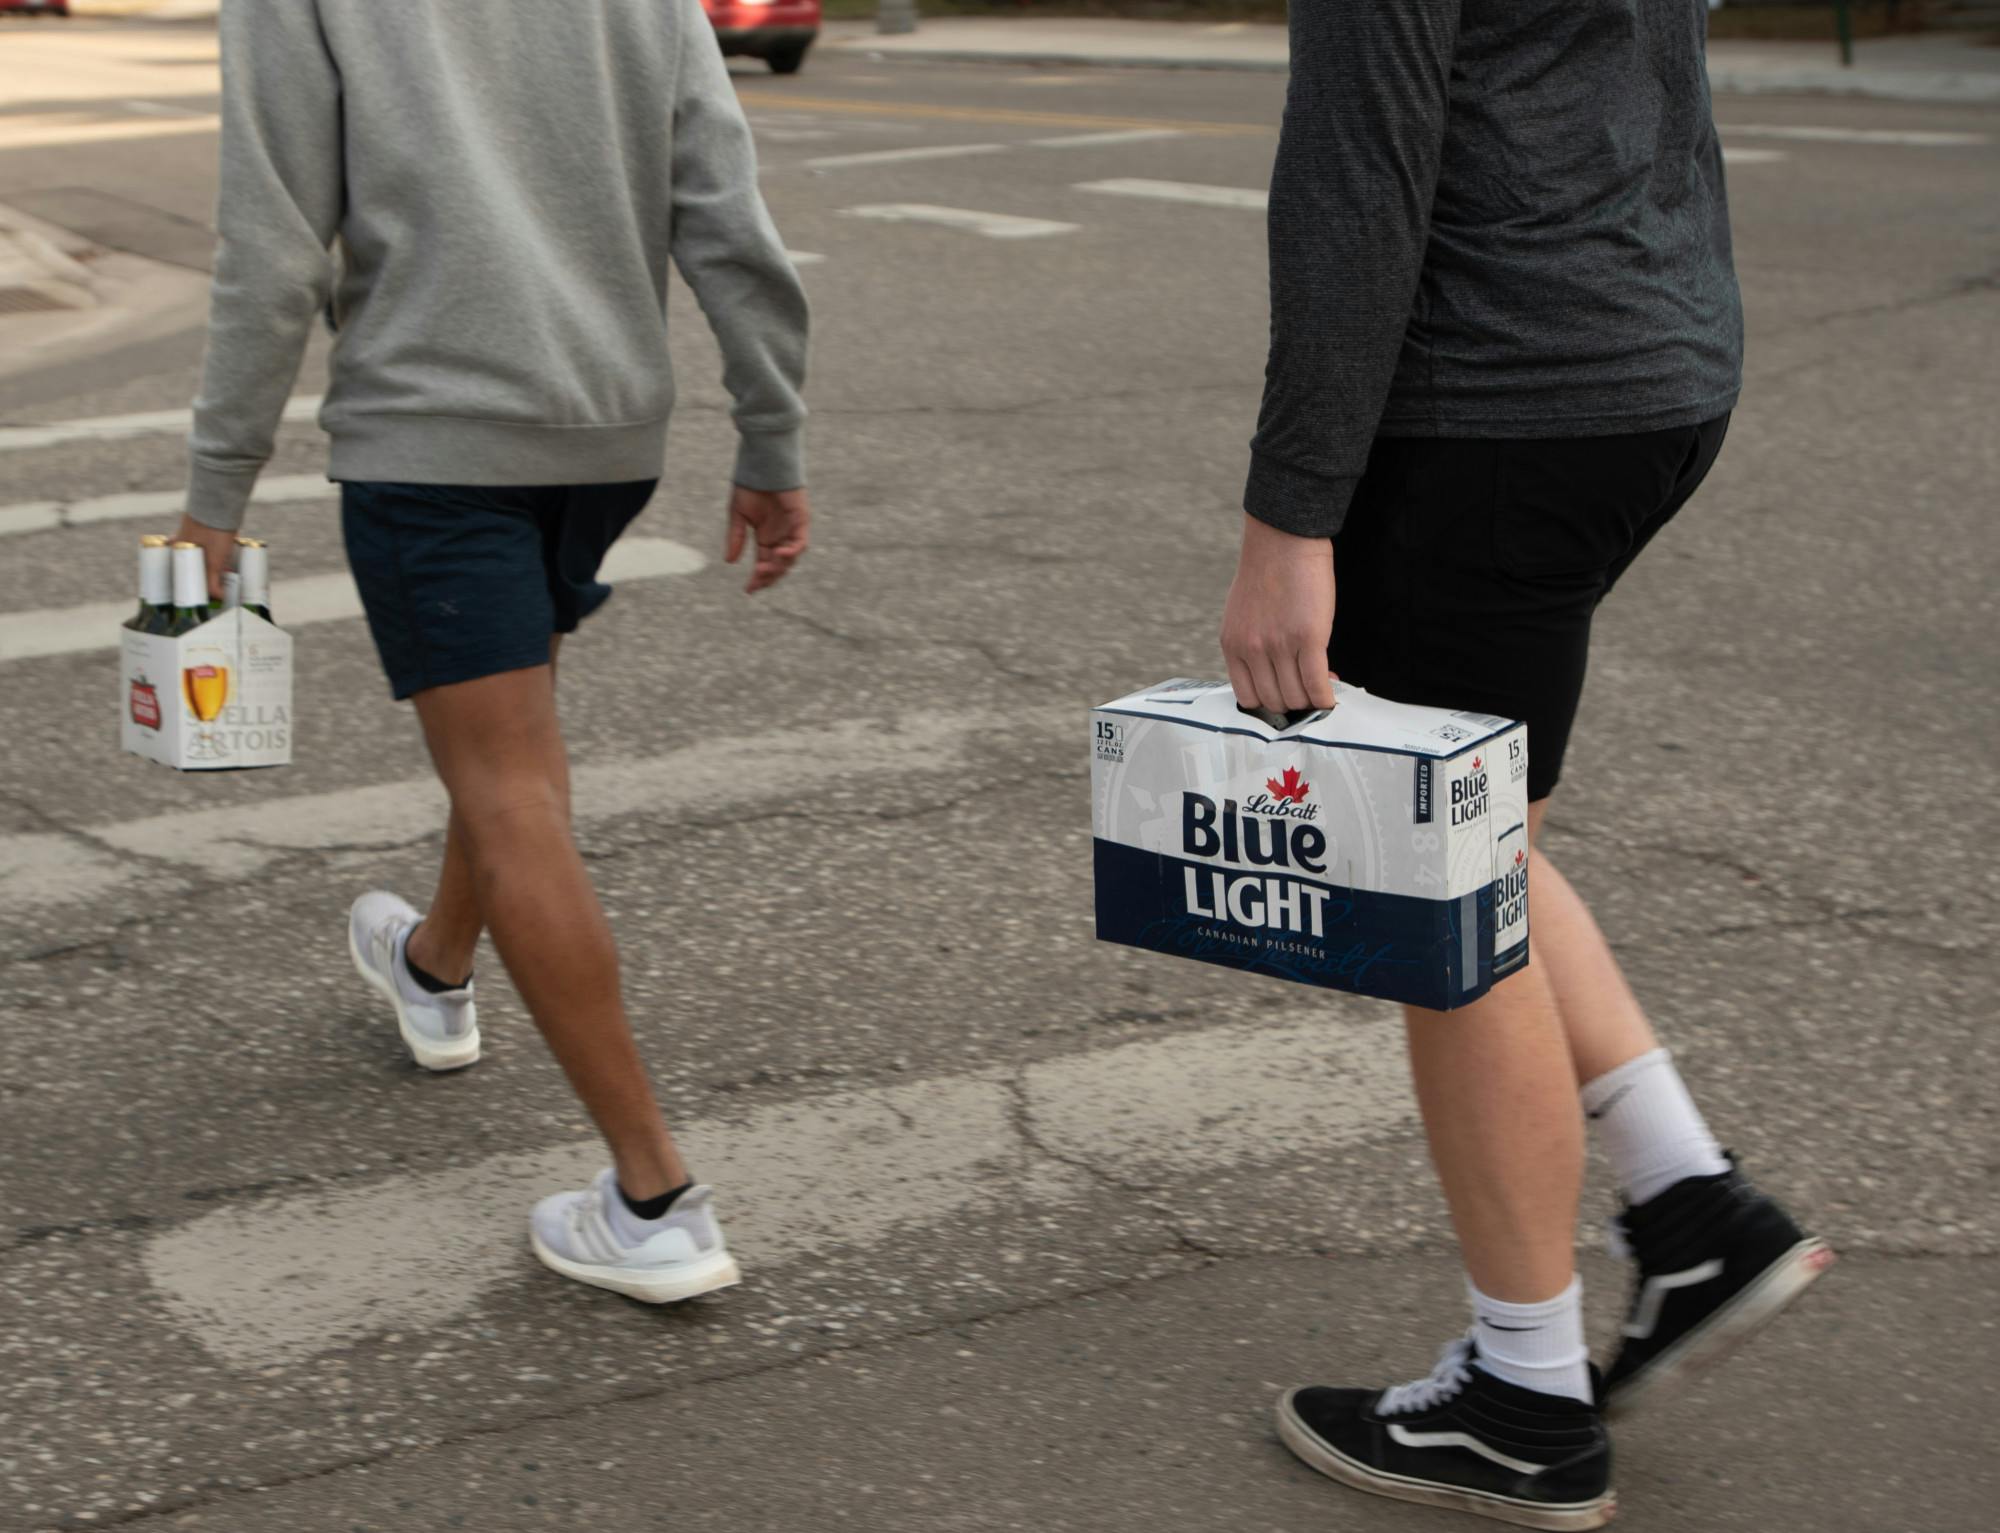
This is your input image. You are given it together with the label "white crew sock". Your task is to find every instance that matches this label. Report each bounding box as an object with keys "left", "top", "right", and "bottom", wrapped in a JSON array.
[
  {"left": 1580, "top": 1048, "right": 1731, "bottom": 1206},
  {"left": 1469, "top": 1275, "right": 1592, "bottom": 1404}
]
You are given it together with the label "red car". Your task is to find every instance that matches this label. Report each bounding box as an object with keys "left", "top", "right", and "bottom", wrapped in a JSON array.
[{"left": 701, "top": 0, "right": 819, "bottom": 75}]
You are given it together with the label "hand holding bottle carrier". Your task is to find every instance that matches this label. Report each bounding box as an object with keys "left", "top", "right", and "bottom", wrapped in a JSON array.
[{"left": 120, "top": 535, "right": 292, "bottom": 771}]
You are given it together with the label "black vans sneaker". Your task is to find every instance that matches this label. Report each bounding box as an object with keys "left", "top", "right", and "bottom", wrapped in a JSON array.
[
  {"left": 1602, "top": 1155, "right": 1833, "bottom": 1417},
  {"left": 1276, "top": 1336, "right": 1615, "bottom": 1531}
]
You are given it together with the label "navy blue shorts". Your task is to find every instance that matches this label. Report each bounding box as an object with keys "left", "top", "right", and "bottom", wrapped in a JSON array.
[{"left": 340, "top": 480, "right": 657, "bottom": 700}]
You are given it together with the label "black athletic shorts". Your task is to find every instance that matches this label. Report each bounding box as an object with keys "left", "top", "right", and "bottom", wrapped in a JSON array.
[
  {"left": 1328, "top": 414, "right": 1729, "bottom": 802},
  {"left": 341, "top": 479, "right": 657, "bottom": 700}
]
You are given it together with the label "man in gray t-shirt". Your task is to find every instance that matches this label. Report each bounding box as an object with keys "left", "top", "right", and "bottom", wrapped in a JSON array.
[{"left": 1222, "top": 5, "right": 1825, "bottom": 1526}]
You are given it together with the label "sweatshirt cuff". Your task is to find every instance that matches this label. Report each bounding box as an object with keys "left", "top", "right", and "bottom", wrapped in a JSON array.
[
  {"left": 1243, "top": 451, "right": 1358, "bottom": 539},
  {"left": 185, "top": 460, "right": 260, "bottom": 533},
  {"left": 733, "top": 426, "right": 805, "bottom": 493}
]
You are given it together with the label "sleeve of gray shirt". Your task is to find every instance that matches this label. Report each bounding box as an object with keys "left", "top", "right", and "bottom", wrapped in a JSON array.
[
  {"left": 1243, "top": 1, "right": 1459, "bottom": 539},
  {"left": 669, "top": 0, "right": 810, "bottom": 492},
  {"left": 184, "top": 0, "right": 341, "bottom": 533}
]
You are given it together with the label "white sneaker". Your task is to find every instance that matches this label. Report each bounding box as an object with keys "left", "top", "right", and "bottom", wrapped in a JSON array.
[
  {"left": 346, "top": 890, "right": 480, "bottom": 1071},
  {"left": 530, "top": 1169, "right": 743, "bottom": 1304}
]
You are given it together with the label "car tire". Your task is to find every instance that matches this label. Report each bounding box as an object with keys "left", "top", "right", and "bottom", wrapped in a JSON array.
[{"left": 766, "top": 44, "right": 808, "bottom": 75}]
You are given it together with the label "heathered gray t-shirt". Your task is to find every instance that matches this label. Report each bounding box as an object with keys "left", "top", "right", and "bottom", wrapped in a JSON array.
[{"left": 1245, "top": 0, "right": 1743, "bottom": 537}]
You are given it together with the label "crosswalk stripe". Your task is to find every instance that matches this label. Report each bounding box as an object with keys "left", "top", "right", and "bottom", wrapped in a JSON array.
[
  {"left": 0, "top": 397, "right": 321, "bottom": 454},
  {"left": 1031, "top": 129, "right": 1188, "bottom": 149},
  {"left": 0, "top": 706, "right": 1051, "bottom": 915},
  {"left": 1722, "top": 147, "right": 1788, "bottom": 165},
  {"left": 1075, "top": 178, "right": 1267, "bottom": 211},
  {"left": 0, "top": 536, "right": 704, "bottom": 664},
  {"left": 141, "top": 1012, "right": 1414, "bottom": 1368},
  {"left": 807, "top": 143, "right": 1008, "bottom": 170},
  {"left": 1720, "top": 123, "right": 1989, "bottom": 147},
  {"left": 736, "top": 92, "right": 1267, "bottom": 139},
  {"left": 842, "top": 204, "right": 1079, "bottom": 240},
  {"left": 0, "top": 473, "right": 333, "bottom": 539},
  {"left": 0, "top": 112, "right": 219, "bottom": 152}
]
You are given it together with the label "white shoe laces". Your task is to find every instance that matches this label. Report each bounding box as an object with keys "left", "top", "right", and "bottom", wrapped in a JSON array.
[{"left": 1379, "top": 1333, "right": 1476, "bottom": 1416}]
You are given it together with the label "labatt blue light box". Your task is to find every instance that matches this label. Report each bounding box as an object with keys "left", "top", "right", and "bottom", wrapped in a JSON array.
[{"left": 1091, "top": 679, "right": 1529, "bottom": 1010}]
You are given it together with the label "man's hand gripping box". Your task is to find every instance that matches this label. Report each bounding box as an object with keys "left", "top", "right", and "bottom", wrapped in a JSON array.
[
  {"left": 120, "top": 609, "right": 293, "bottom": 771},
  {"left": 1091, "top": 679, "right": 1528, "bottom": 1010}
]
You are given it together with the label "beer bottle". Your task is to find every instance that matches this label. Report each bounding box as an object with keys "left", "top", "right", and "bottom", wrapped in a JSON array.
[
  {"left": 236, "top": 539, "right": 272, "bottom": 624},
  {"left": 167, "top": 542, "right": 210, "bottom": 636},
  {"left": 130, "top": 535, "right": 172, "bottom": 633}
]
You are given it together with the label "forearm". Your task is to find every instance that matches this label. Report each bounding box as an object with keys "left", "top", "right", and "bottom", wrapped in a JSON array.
[
  {"left": 669, "top": 0, "right": 809, "bottom": 490},
  {"left": 185, "top": 0, "right": 341, "bottom": 532},
  {"left": 186, "top": 247, "right": 327, "bottom": 531},
  {"left": 1244, "top": 0, "right": 1459, "bottom": 539}
]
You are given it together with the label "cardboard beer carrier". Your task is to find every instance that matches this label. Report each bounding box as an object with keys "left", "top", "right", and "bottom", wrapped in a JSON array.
[
  {"left": 120, "top": 539, "right": 292, "bottom": 771},
  {"left": 1090, "top": 678, "right": 1528, "bottom": 1010}
]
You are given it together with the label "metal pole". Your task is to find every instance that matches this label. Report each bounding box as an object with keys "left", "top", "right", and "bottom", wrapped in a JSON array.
[
  {"left": 878, "top": 0, "right": 917, "bottom": 36},
  {"left": 1834, "top": 0, "right": 1854, "bottom": 68}
]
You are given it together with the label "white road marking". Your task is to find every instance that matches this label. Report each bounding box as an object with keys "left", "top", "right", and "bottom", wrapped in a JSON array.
[
  {"left": 0, "top": 396, "right": 321, "bottom": 454},
  {"left": 842, "top": 204, "right": 1079, "bottom": 240},
  {"left": 756, "top": 128, "right": 838, "bottom": 143},
  {"left": 807, "top": 143, "right": 1008, "bottom": 171},
  {"left": 787, "top": 250, "right": 827, "bottom": 267},
  {"left": 1032, "top": 129, "right": 1187, "bottom": 150},
  {"left": 143, "top": 1014, "right": 1413, "bottom": 1368},
  {"left": 0, "top": 707, "right": 1046, "bottom": 907},
  {"left": 0, "top": 113, "right": 220, "bottom": 152},
  {"left": 0, "top": 536, "right": 704, "bottom": 665},
  {"left": 0, "top": 502, "right": 62, "bottom": 537},
  {"left": 1076, "top": 178, "right": 1268, "bottom": 211},
  {"left": 1722, "top": 148, "right": 1788, "bottom": 165},
  {"left": 0, "top": 472, "right": 333, "bottom": 539},
  {"left": 1721, "top": 123, "right": 1988, "bottom": 147},
  {"left": 121, "top": 99, "right": 211, "bottom": 118}
]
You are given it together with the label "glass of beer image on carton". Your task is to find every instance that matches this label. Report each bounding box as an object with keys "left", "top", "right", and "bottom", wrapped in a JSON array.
[{"left": 119, "top": 538, "right": 293, "bottom": 771}]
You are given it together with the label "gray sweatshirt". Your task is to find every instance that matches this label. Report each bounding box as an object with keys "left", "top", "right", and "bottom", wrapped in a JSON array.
[
  {"left": 187, "top": 0, "right": 808, "bottom": 532},
  {"left": 1246, "top": 0, "right": 1742, "bottom": 537}
]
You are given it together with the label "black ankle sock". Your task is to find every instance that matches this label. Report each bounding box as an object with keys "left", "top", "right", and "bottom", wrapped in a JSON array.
[
  {"left": 402, "top": 943, "right": 470, "bottom": 995},
  {"left": 618, "top": 1180, "right": 694, "bottom": 1221}
]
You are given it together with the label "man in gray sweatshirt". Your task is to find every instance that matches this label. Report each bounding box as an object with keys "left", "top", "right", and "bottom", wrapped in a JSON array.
[
  {"left": 1222, "top": 2, "right": 1825, "bottom": 1526},
  {"left": 172, "top": 0, "right": 809, "bottom": 1305}
]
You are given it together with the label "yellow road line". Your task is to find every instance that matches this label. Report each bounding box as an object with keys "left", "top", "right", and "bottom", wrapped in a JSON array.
[{"left": 736, "top": 92, "right": 1269, "bottom": 138}]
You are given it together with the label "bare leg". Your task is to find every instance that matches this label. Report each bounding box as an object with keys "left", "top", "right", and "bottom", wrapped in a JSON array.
[
  {"left": 1517, "top": 800, "right": 1661, "bottom": 1085},
  {"left": 406, "top": 636, "right": 569, "bottom": 989},
  {"left": 1403, "top": 953, "right": 1584, "bottom": 1303},
  {"left": 412, "top": 660, "right": 686, "bottom": 1200}
]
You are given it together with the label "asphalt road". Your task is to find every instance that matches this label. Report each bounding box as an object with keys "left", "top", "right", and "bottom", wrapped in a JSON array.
[{"left": 1, "top": 14, "right": 1996, "bottom": 1533}]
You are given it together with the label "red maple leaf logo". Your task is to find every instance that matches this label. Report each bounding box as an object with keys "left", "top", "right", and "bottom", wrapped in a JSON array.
[
  {"left": 1265, "top": 765, "right": 1310, "bottom": 803},
  {"left": 1515, "top": 849, "right": 1526, "bottom": 866},
  {"left": 1472, "top": 756, "right": 1483, "bottom": 771}
]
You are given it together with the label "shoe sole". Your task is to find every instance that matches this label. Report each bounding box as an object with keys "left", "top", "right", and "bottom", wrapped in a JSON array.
[
  {"left": 1276, "top": 1392, "right": 1615, "bottom": 1531},
  {"left": 529, "top": 1232, "right": 743, "bottom": 1305},
  {"left": 347, "top": 921, "right": 481, "bottom": 1072},
  {"left": 1605, "top": 1236, "right": 1834, "bottom": 1420}
]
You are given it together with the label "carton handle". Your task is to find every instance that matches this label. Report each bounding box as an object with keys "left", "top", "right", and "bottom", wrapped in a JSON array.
[{"left": 1236, "top": 703, "right": 1330, "bottom": 733}]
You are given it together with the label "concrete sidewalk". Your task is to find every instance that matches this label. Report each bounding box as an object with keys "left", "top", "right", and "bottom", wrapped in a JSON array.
[{"left": 826, "top": 17, "right": 2000, "bottom": 104}]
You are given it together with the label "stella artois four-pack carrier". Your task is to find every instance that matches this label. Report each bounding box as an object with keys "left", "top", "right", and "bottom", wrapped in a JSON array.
[
  {"left": 119, "top": 539, "right": 292, "bottom": 771},
  {"left": 1091, "top": 678, "right": 1529, "bottom": 1010}
]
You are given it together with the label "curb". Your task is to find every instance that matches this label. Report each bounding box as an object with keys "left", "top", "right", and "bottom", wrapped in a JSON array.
[
  {"left": 1705, "top": 65, "right": 2000, "bottom": 104},
  {"left": 829, "top": 40, "right": 2000, "bottom": 104},
  {"left": 830, "top": 42, "right": 1285, "bottom": 75}
]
